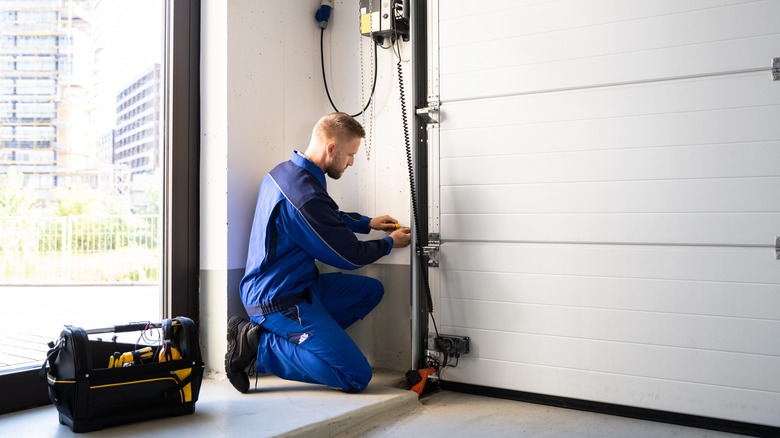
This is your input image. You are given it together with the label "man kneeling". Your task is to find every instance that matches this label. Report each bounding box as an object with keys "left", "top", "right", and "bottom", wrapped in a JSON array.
[{"left": 226, "top": 112, "right": 411, "bottom": 393}]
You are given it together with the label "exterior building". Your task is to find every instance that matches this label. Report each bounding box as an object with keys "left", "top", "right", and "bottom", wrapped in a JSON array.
[
  {"left": 113, "top": 63, "right": 161, "bottom": 182},
  {"left": 0, "top": 0, "right": 97, "bottom": 199}
]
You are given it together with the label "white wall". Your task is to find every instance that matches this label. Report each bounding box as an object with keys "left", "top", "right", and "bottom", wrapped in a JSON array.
[{"left": 200, "top": 0, "right": 414, "bottom": 374}]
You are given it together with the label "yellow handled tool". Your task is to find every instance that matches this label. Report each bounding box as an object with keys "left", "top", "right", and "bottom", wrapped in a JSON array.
[{"left": 108, "top": 346, "right": 154, "bottom": 368}]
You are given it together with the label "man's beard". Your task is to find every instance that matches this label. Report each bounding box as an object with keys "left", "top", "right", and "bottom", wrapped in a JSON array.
[{"left": 326, "top": 164, "right": 344, "bottom": 180}]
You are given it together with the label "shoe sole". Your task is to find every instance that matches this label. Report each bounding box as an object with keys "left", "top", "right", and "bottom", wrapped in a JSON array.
[{"left": 225, "top": 316, "right": 250, "bottom": 393}]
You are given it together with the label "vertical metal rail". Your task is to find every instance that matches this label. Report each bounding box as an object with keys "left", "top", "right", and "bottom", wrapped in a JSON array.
[{"left": 410, "top": 0, "right": 429, "bottom": 370}]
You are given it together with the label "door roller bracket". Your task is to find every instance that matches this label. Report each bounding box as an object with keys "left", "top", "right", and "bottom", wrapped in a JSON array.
[
  {"left": 416, "top": 101, "right": 439, "bottom": 124},
  {"left": 773, "top": 58, "right": 780, "bottom": 81},
  {"left": 776, "top": 236, "right": 780, "bottom": 260},
  {"left": 422, "top": 233, "right": 440, "bottom": 267}
]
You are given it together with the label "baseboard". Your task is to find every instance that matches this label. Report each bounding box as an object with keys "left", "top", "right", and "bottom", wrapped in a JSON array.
[{"left": 441, "top": 381, "right": 779, "bottom": 438}]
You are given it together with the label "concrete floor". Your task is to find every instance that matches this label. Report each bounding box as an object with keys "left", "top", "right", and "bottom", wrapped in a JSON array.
[
  {"left": 361, "top": 388, "right": 748, "bottom": 438},
  {"left": 0, "top": 371, "right": 749, "bottom": 438}
]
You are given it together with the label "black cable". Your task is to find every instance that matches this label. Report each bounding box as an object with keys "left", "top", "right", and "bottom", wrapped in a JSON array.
[
  {"left": 395, "top": 41, "right": 439, "bottom": 340},
  {"left": 320, "top": 28, "right": 378, "bottom": 118},
  {"left": 386, "top": 6, "right": 448, "bottom": 376}
]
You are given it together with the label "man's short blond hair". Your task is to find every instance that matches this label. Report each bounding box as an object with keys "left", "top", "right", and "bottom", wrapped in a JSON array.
[{"left": 315, "top": 112, "right": 366, "bottom": 143}]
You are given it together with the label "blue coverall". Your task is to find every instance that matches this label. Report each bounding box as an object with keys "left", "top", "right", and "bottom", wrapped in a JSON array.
[{"left": 239, "top": 151, "right": 395, "bottom": 392}]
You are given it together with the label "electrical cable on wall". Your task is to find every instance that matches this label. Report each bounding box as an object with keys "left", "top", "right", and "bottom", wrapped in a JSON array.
[
  {"left": 393, "top": 44, "right": 467, "bottom": 402},
  {"left": 396, "top": 49, "right": 435, "bottom": 328},
  {"left": 316, "top": 0, "right": 378, "bottom": 118},
  {"left": 388, "top": 2, "right": 464, "bottom": 374},
  {"left": 392, "top": 13, "right": 444, "bottom": 360},
  {"left": 315, "top": 1, "right": 455, "bottom": 376},
  {"left": 319, "top": 29, "right": 378, "bottom": 117}
]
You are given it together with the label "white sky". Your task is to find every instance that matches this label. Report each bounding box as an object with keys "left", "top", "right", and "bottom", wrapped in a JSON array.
[
  {"left": 93, "top": 0, "right": 164, "bottom": 129},
  {"left": 100, "top": 0, "right": 163, "bottom": 90}
]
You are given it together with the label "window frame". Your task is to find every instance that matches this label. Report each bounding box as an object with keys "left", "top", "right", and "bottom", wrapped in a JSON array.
[{"left": 0, "top": 0, "right": 200, "bottom": 415}]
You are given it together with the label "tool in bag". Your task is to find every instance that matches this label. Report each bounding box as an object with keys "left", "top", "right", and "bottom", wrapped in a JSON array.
[
  {"left": 41, "top": 317, "right": 205, "bottom": 433},
  {"left": 107, "top": 346, "right": 154, "bottom": 368}
]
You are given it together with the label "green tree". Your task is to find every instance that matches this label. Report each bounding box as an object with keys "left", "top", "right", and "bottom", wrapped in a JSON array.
[
  {"left": 54, "top": 184, "right": 103, "bottom": 216},
  {"left": 0, "top": 168, "right": 39, "bottom": 264},
  {"left": 0, "top": 168, "right": 37, "bottom": 217}
]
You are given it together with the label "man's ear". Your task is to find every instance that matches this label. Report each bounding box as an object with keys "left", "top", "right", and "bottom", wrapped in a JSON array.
[{"left": 326, "top": 142, "right": 337, "bottom": 157}]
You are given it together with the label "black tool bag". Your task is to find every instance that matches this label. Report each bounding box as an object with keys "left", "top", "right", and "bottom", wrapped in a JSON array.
[{"left": 42, "top": 317, "right": 204, "bottom": 433}]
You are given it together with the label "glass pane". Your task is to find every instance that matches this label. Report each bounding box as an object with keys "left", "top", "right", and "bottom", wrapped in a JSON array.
[{"left": 0, "top": 0, "right": 165, "bottom": 371}]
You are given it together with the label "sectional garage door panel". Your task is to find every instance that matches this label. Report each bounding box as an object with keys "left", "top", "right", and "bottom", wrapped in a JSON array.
[
  {"left": 439, "top": 269, "right": 780, "bottom": 321},
  {"left": 440, "top": 0, "right": 779, "bottom": 100},
  {"left": 432, "top": 0, "right": 780, "bottom": 427},
  {"left": 439, "top": 355, "right": 780, "bottom": 427},
  {"left": 440, "top": 103, "right": 780, "bottom": 158},
  {"left": 439, "top": 71, "right": 780, "bottom": 247},
  {"left": 440, "top": 212, "right": 780, "bottom": 247}
]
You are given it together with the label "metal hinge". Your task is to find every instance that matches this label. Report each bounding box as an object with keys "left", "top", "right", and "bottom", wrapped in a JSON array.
[
  {"left": 773, "top": 58, "right": 780, "bottom": 81},
  {"left": 416, "top": 101, "right": 439, "bottom": 124},
  {"left": 422, "top": 233, "right": 440, "bottom": 267},
  {"left": 776, "top": 236, "right": 780, "bottom": 260}
]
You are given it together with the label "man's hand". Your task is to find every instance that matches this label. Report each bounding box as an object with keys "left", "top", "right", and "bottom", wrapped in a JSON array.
[
  {"left": 390, "top": 227, "right": 412, "bottom": 248},
  {"left": 370, "top": 215, "right": 411, "bottom": 248},
  {"left": 369, "top": 215, "right": 400, "bottom": 232}
]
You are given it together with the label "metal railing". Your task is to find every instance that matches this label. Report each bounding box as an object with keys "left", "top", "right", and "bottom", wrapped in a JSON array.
[{"left": 0, "top": 214, "right": 160, "bottom": 284}]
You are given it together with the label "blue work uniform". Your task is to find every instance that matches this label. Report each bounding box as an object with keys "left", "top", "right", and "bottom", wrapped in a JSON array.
[{"left": 239, "top": 151, "right": 394, "bottom": 392}]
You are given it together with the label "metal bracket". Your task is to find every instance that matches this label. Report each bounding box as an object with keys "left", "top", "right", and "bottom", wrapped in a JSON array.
[
  {"left": 416, "top": 101, "right": 439, "bottom": 124},
  {"left": 776, "top": 236, "right": 780, "bottom": 260},
  {"left": 773, "top": 58, "right": 780, "bottom": 81},
  {"left": 422, "top": 233, "right": 440, "bottom": 267}
]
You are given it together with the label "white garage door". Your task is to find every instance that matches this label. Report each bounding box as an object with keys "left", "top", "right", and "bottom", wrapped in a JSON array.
[{"left": 431, "top": 0, "right": 780, "bottom": 428}]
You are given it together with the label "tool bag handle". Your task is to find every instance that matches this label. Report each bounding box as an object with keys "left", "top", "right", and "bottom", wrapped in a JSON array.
[
  {"left": 84, "top": 321, "right": 160, "bottom": 335},
  {"left": 85, "top": 318, "right": 196, "bottom": 336}
]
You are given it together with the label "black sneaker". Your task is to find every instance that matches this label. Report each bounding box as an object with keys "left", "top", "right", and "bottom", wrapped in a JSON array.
[{"left": 225, "top": 316, "right": 261, "bottom": 393}]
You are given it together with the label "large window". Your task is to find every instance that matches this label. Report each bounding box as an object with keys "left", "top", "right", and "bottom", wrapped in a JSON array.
[{"left": 0, "top": 0, "right": 199, "bottom": 414}]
